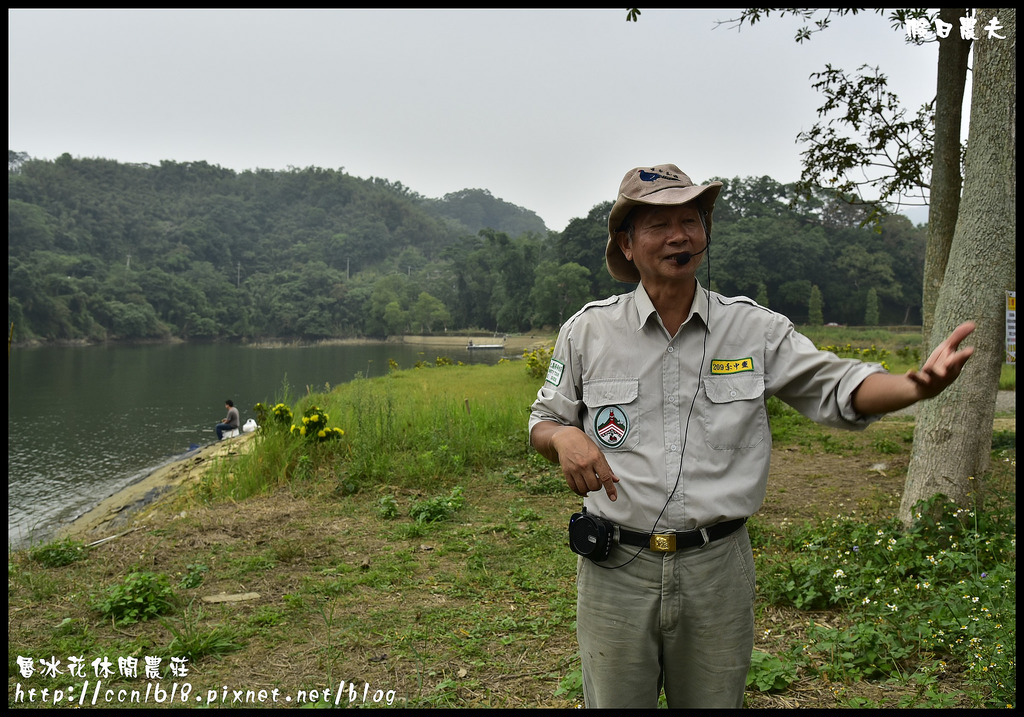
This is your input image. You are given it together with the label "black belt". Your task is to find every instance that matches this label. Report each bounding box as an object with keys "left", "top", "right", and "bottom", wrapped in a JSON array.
[{"left": 618, "top": 518, "right": 747, "bottom": 552}]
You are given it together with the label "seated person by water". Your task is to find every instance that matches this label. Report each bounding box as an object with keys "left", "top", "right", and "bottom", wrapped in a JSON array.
[{"left": 216, "top": 399, "right": 240, "bottom": 440}]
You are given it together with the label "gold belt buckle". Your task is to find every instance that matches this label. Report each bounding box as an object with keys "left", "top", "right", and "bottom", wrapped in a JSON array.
[{"left": 649, "top": 533, "right": 677, "bottom": 552}]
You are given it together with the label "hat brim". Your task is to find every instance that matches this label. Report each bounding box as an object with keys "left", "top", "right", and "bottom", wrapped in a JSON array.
[{"left": 605, "top": 183, "right": 722, "bottom": 283}]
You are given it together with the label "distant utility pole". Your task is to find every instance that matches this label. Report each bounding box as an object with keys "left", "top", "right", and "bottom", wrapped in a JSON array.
[
  {"left": 126, "top": 251, "right": 131, "bottom": 271},
  {"left": 237, "top": 262, "right": 241, "bottom": 288}
]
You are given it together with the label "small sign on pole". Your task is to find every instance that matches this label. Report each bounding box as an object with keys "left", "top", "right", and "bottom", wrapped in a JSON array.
[{"left": 1007, "top": 291, "right": 1016, "bottom": 364}]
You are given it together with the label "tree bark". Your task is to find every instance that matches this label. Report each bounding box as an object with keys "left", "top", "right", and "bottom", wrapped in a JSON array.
[
  {"left": 900, "top": 8, "right": 1016, "bottom": 527},
  {"left": 921, "top": 7, "right": 972, "bottom": 349}
]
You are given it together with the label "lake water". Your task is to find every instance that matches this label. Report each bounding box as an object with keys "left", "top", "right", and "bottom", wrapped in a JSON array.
[{"left": 7, "top": 340, "right": 511, "bottom": 547}]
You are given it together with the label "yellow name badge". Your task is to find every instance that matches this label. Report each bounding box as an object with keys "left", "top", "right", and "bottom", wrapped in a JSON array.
[{"left": 711, "top": 358, "right": 754, "bottom": 375}]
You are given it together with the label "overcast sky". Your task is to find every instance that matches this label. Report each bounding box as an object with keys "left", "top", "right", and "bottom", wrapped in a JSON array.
[{"left": 9, "top": 8, "right": 944, "bottom": 231}]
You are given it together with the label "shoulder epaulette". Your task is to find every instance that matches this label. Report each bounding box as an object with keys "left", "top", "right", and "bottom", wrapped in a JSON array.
[
  {"left": 561, "top": 294, "right": 624, "bottom": 327},
  {"left": 716, "top": 293, "right": 768, "bottom": 311},
  {"left": 581, "top": 295, "right": 622, "bottom": 311}
]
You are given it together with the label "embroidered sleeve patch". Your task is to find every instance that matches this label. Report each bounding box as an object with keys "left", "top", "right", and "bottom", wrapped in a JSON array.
[
  {"left": 545, "top": 359, "right": 565, "bottom": 386},
  {"left": 711, "top": 357, "right": 754, "bottom": 375}
]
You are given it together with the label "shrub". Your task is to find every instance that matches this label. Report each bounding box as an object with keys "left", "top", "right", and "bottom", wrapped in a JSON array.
[
  {"left": 377, "top": 495, "right": 399, "bottom": 519},
  {"left": 93, "top": 571, "right": 176, "bottom": 624},
  {"left": 29, "top": 537, "right": 86, "bottom": 567},
  {"left": 254, "top": 402, "right": 294, "bottom": 429},
  {"left": 523, "top": 345, "right": 554, "bottom": 380},
  {"left": 409, "top": 486, "right": 465, "bottom": 524},
  {"left": 178, "top": 562, "right": 209, "bottom": 589},
  {"left": 747, "top": 650, "right": 798, "bottom": 693},
  {"left": 290, "top": 405, "right": 345, "bottom": 443}
]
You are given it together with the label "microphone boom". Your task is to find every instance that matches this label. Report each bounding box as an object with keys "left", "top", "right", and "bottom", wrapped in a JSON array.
[{"left": 674, "top": 245, "right": 707, "bottom": 265}]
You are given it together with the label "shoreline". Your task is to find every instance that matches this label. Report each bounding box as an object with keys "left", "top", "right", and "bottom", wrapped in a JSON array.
[
  {"left": 57, "top": 433, "right": 256, "bottom": 545},
  {"left": 395, "top": 334, "right": 551, "bottom": 352},
  {"left": 27, "top": 337, "right": 559, "bottom": 549},
  {"left": 13, "top": 333, "right": 556, "bottom": 352}
]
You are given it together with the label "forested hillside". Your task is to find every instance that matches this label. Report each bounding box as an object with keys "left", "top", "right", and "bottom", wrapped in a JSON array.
[{"left": 8, "top": 151, "right": 926, "bottom": 344}]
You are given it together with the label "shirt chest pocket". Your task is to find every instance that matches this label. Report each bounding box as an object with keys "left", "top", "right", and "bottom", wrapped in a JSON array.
[
  {"left": 703, "top": 375, "right": 767, "bottom": 450},
  {"left": 582, "top": 378, "right": 640, "bottom": 451}
]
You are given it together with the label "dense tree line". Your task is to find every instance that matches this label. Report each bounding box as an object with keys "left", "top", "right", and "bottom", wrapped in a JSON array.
[{"left": 8, "top": 152, "right": 926, "bottom": 343}]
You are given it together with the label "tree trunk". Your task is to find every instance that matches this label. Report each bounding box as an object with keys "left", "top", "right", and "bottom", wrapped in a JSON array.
[
  {"left": 921, "top": 7, "right": 972, "bottom": 349},
  {"left": 900, "top": 8, "right": 1016, "bottom": 528}
]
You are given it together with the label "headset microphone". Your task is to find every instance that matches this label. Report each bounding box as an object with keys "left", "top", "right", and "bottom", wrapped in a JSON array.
[
  {"left": 675, "top": 210, "right": 712, "bottom": 265},
  {"left": 674, "top": 245, "right": 707, "bottom": 265}
]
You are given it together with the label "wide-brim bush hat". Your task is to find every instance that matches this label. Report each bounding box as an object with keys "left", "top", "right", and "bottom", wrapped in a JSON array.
[{"left": 606, "top": 164, "right": 723, "bottom": 283}]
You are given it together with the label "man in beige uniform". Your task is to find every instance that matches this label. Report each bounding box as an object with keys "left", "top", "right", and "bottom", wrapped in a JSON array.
[{"left": 528, "top": 164, "right": 976, "bottom": 709}]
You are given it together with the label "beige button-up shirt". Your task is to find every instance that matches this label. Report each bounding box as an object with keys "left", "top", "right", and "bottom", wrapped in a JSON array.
[{"left": 529, "top": 282, "right": 886, "bottom": 533}]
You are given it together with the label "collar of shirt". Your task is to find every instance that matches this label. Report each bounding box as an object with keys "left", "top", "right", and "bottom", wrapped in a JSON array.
[{"left": 632, "top": 281, "right": 712, "bottom": 337}]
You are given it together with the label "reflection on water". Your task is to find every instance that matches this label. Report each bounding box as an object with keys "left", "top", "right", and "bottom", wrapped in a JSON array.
[{"left": 8, "top": 341, "right": 509, "bottom": 547}]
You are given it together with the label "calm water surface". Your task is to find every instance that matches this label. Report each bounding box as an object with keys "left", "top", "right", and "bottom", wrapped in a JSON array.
[{"left": 8, "top": 341, "right": 509, "bottom": 547}]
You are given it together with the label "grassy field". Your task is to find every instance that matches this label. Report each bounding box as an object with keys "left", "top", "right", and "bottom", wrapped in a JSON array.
[{"left": 8, "top": 329, "right": 1016, "bottom": 709}]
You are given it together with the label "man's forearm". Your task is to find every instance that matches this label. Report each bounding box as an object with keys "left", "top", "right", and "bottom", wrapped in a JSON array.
[
  {"left": 851, "top": 372, "right": 926, "bottom": 416},
  {"left": 530, "top": 420, "right": 568, "bottom": 463}
]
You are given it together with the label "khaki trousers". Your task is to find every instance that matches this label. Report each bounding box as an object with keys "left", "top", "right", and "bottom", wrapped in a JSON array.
[{"left": 575, "top": 526, "right": 756, "bottom": 708}]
